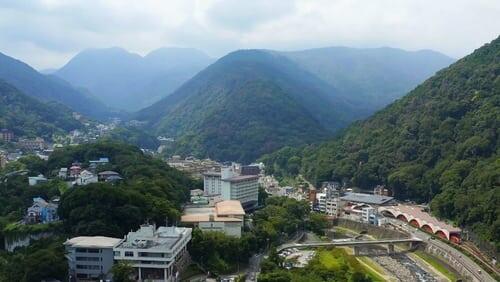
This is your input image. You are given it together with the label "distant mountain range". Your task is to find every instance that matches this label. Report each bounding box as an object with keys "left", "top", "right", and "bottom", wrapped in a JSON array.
[
  {"left": 0, "top": 80, "right": 82, "bottom": 138},
  {"left": 55, "top": 47, "right": 214, "bottom": 111},
  {"left": 0, "top": 52, "right": 110, "bottom": 119},
  {"left": 261, "top": 36, "right": 500, "bottom": 246},
  {"left": 135, "top": 47, "right": 454, "bottom": 162},
  {"left": 282, "top": 47, "right": 455, "bottom": 109}
]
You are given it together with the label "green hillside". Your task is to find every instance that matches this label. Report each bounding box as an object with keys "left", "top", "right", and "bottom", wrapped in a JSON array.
[
  {"left": 261, "top": 36, "right": 500, "bottom": 246},
  {"left": 136, "top": 50, "right": 360, "bottom": 162},
  {"left": 0, "top": 80, "right": 82, "bottom": 139},
  {"left": 0, "top": 52, "right": 110, "bottom": 119}
]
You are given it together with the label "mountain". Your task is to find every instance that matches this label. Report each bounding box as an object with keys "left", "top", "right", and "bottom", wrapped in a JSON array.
[
  {"left": 261, "top": 36, "right": 500, "bottom": 245},
  {"left": 282, "top": 47, "right": 454, "bottom": 108},
  {"left": 55, "top": 47, "right": 214, "bottom": 111},
  {"left": 0, "top": 52, "right": 110, "bottom": 119},
  {"left": 0, "top": 80, "right": 82, "bottom": 139},
  {"left": 136, "top": 50, "right": 366, "bottom": 162}
]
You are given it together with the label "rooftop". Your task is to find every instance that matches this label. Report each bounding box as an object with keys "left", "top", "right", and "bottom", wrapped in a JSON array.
[
  {"left": 341, "top": 192, "right": 394, "bottom": 205},
  {"left": 181, "top": 214, "right": 242, "bottom": 222},
  {"left": 64, "top": 236, "right": 121, "bottom": 248},
  {"left": 388, "top": 204, "right": 461, "bottom": 232},
  {"left": 222, "top": 175, "right": 259, "bottom": 182},
  {"left": 114, "top": 225, "right": 191, "bottom": 251},
  {"left": 215, "top": 200, "right": 245, "bottom": 216}
]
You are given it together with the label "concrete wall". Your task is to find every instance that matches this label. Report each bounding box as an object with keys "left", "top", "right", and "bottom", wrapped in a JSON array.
[
  {"left": 4, "top": 231, "right": 53, "bottom": 252},
  {"left": 334, "top": 218, "right": 407, "bottom": 239}
]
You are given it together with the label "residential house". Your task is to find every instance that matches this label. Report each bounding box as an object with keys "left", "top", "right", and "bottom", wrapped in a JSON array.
[
  {"left": 75, "top": 170, "right": 98, "bottom": 186},
  {"left": 25, "top": 197, "right": 59, "bottom": 224}
]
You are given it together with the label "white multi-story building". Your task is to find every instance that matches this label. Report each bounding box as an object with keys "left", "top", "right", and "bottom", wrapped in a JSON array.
[
  {"left": 203, "top": 171, "right": 223, "bottom": 195},
  {"left": 203, "top": 166, "right": 259, "bottom": 210},
  {"left": 317, "top": 193, "right": 344, "bottom": 217},
  {"left": 362, "top": 207, "right": 376, "bottom": 224},
  {"left": 113, "top": 225, "right": 192, "bottom": 282},
  {"left": 64, "top": 236, "right": 121, "bottom": 281}
]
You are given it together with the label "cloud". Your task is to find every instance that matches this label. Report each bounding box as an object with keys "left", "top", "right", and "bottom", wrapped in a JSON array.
[{"left": 0, "top": 0, "right": 498, "bottom": 69}]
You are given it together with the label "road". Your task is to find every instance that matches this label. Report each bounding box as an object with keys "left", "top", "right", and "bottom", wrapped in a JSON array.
[{"left": 387, "top": 218, "right": 495, "bottom": 282}]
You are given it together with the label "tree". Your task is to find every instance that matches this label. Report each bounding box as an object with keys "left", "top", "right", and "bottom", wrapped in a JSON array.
[{"left": 111, "top": 262, "right": 135, "bottom": 282}]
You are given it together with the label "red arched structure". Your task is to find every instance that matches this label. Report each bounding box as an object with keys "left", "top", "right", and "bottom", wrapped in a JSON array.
[
  {"left": 381, "top": 210, "right": 396, "bottom": 218},
  {"left": 450, "top": 233, "right": 461, "bottom": 244},
  {"left": 421, "top": 224, "right": 433, "bottom": 234},
  {"left": 409, "top": 219, "right": 420, "bottom": 228},
  {"left": 397, "top": 214, "right": 408, "bottom": 222},
  {"left": 435, "top": 230, "right": 447, "bottom": 240}
]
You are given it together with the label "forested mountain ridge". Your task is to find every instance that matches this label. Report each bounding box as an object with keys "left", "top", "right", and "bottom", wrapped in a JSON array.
[
  {"left": 0, "top": 80, "right": 82, "bottom": 139},
  {"left": 261, "top": 36, "right": 500, "bottom": 246},
  {"left": 282, "top": 47, "right": 454, "bottom": 108},
  {"left": 0, "top": 52, "right": 110, "bottom": 119},
  {"left": 55, "top": 47, "right": 213, "bottom": 111},
  {"left": 136, "top": 50, "right": 364, "bottom": 162}
]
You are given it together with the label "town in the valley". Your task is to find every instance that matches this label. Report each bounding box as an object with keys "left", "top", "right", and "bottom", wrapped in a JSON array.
[{"left": 0, "top": 127, "right": 497, "bottom": 282}]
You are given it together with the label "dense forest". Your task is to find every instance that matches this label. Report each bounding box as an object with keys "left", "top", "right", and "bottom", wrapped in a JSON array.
[
  {"left": 261, "top": 36, "right": 500, "bottom": 247},
  {"left": 0, "top": 80, "right": 82, "bottom": 139}
]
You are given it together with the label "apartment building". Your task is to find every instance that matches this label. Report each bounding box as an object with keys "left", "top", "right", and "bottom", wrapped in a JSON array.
[
  {"left": 64, "top": 236, "right": 121, "bottom": 281},
  {"left": 113, "top": 225, "right": 192, "bottom": 282}
]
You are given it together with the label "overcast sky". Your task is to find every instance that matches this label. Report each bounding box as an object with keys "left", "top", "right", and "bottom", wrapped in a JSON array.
[{"left": 0, "top": 0, "right": 499, "bottom": 70}]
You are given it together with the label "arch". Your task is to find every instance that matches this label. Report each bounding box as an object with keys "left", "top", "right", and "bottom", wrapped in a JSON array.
[
  {"left": 380, "top": 209, "right": 396, "bottom": 218},
  {"left": 409, "top": 219, "right": 420, "bottom": 228},
  {"left": 397, "top": 214, "right": 408, "bottom": 222},
  {"left": 450, "top": 233, "right": 461, "bottom": 244},
  {"left": 421, "top": 224, "right": 433, "bottom": 234},
  {"left": 435, "top": 230, "right": 447, "bottom": 240}
]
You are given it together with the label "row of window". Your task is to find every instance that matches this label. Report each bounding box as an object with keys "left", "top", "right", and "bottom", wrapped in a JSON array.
[
  {"left": 76, "top": 256, "right": 101, "bottom": 262},
  {"left": 76, "top": 264, "right": 101, "bottom": 270},
  {"left": 75, "top": 248, "right": 101, "bottom": 253},
  {"left": 114, "top": 251, "right": 169, "bottom": 258}
]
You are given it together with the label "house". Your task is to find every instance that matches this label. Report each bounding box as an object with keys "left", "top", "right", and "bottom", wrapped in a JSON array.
[
  {"left": 113, "top": 225, "right": 192, "bottom": 282},
  {"left": 28, "top": 174, "right": 48, "bottom": 186},
  {"left": 69, "top": 164, "right": 82, "bottom": 179},
  {"left": 25, "top": 197, "right": 59, "bottom": 224},
  {"left": 0, "top": 152, "right": 6, "bottom": 169},
  {"left": 58, "top": 168, "right": 68, "bottom": 179},
  {"left": 64, "top": 236, "right": 121, "bottom": 282},
  {"left": 181, "top": 200, "right": 245, "bottom": 237},
  {"left": 98, "top": 171, "right": 122, "bottom": 182},
  {"left": 75, "top": 170, "right": 98, "bottom": 186}
]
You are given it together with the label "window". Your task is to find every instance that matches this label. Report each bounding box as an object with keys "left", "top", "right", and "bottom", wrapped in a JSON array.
[
  {"left": 113, "top": 251, "right": 121, "bottom": 256},
  {"left": 87, "top": 248, "right": 100, "bottom": 253},
  {"left": 125, "top": 251, "right": 134, "bottom": 257}
]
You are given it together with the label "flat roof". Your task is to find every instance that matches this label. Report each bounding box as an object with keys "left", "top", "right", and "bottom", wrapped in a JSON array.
[
  {"left": 222, "top": 175, "right": 259, "bottom": 182},
  {"left": 341, "top": 192, "right": 394, "bottom": 205},
  {"left": 114, "top": 225, "right": 191, "bottom": 251},
  {"left": 215, "top": 200, "right": 245, "bottom": 216},
  {"left": 65, "top": 236, "right": 121, "bottom": 248}
]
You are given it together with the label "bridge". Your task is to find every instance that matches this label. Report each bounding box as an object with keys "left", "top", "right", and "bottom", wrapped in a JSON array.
[{"left": 278, "top": 238, "right": 423, "bottom": 254}]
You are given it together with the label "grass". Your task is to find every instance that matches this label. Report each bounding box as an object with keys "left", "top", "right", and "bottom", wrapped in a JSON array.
[
  {"left": 357, "top": 257, "right": 388, "bottom": 282},
  {"left": 315, "top": 248, "right": 385, "bottom": 282},
  {"left": 414, "top": 250, "right": 458, "bottom": 281}
]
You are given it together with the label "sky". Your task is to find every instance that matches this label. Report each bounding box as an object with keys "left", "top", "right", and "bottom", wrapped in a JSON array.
[{"left": 0, "top": 0, "right": 499, "bottom": 70}]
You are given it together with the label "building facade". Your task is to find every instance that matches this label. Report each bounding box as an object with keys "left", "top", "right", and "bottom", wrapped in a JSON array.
[
  {"left": 114, "top": 225, "right": 192, "bottom": 282},
  {"left": 64, "top": 236, "right": 121, "bottom": 282},
  {"left": 0, "top": 129, "right": 14, "bottom": 142},
  {"left": 203, "top": 171, "right": 223, "bottom": 195},
  {"left": 25, "top": 197, "right": 59, "bottom": 224}
]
